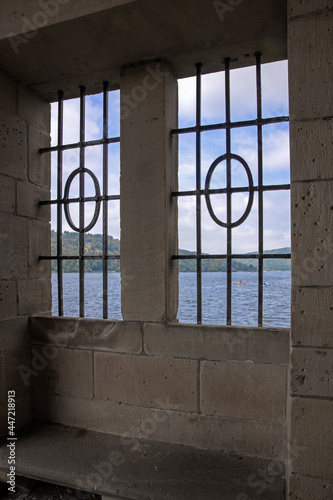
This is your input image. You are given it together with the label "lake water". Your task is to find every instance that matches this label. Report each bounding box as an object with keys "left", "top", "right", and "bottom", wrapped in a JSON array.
[{"left": 52, "top": 271, "right": 291, "bottom": 328}]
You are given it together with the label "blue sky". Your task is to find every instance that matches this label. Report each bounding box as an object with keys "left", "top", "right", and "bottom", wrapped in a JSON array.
[{"left": 51, "top": 59, "right": 290, "bottom": 254}]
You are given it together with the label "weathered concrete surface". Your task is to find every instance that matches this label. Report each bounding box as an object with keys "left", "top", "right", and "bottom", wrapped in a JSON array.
[
  {"left": 0, "top": 0, "right": 287, "bottom": 100},
  {"left": 144, "top": 322, "right": 290, "bottom": 364},
  {"left": 291, "top": 348, "right": 333, "bottom": 398},
  {"left": 201, "top": 361, "right": 287, "bottom": 423},
  {"left": 94, "top": 353, "right": 197, "bottom": 412},
  {"left": 290, "top": 398, "right": 333, "bottom": 479},
  {"left": 30, "top": 316, "right": 143, "bottom": 354},
  {"left": 120, "top": 62, "right": 178, "bottom": 322},
  {"left": 0, "top": 423, "right": 285, "bottom": 499}
]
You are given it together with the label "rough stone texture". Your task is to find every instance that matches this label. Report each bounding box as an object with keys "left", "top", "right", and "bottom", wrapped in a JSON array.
[
  {"left": 288, "top": 11, "right": 333, "bottom": 120},
  {"left": 201, "top": 361, "right": 287, "bottom": 423},
  {"left": 0, "top": 214, "right": 28, "bottom": 280},
  {"left": 32, "top": 347, "right": 93, "bottom": 399},
  {"left": 30, "top": 316, "right": 143, "bottom": 354},
  {"left": 28, "top": 126, "right": 51, "bottom": 188},
  {"left": 0, "top": 317, "right": 29, "bottom": 351},
  {"left": 140, "top": 407, "right": 287, "bottom": 460},
  {"left": 289, "top": 473, "right": 333, "bottom": 499},
  {"left": 18, "top": 279, "right": 51, "bottom": 315},
  {"left": 292, "top": 348, "right": 333, "bottom": 398},
  {"left": 0, "top": 280, "right": 17, "bottom": 319},
  {"left": 94, "top": 352, "right": 198, "bottom": 412},
  {"left": 290, "top": 118, "right": 333, "bottom": 183},
  {"left": 120, "top": 61, "right": 178, "bottom": 322},
  {"left": 290, "top": 398, "right": 333, "bottom": 479},
  {"left": 0, "top": 174, "right": 15, "bottom": 214},
  {"left": 291, "top": 180, "right": 333, "bottom": 287},
  {"left": 144, "top": 322, "right": 290, "bottom": 364},
  {"left": 291, "top": 286, "right": 333, "bottom": 347},
  {"left": 0, "top": 108, "right": 27, "bottom": 180},
  {"left": 289, "top": 1, "right": 332, "bottom": 18},
  {"left": 17, "top": 84, "right": 51, "bottom": 132},
  {"left": 17, "top": 180, "right": 50, "bottom": 220},
  {"left": 32, "top": 394, "right": 142, "bottom": 437},
  {"left": 28, "top": 220, "right": 51, "bottom": 279}
]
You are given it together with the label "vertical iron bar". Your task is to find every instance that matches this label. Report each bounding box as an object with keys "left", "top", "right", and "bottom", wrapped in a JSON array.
[
  {"left": 79, "top": 86, "right": 86, "bottom": 317},
  {"left": 196, "top": 63, "right": 202, "bottom": 324},
  {"left": 57, "top": 90, "right": 64, "bottom": 316},
  {"left": 225, "top": 57, "right": 232, "bottom": 325},
  {"left": 256, "top": 52, "right": 264, "bottom": 326},
  {"left": 103, "top": 82, "right": 109, "bottom": 319}
]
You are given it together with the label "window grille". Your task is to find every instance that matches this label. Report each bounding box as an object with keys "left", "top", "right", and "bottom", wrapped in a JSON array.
[
  {"left": 39, "top": 83, "right": 120, "bottom": 319},
  {"left": 172, "top": 53, "right": 291, "bottom": 326}
]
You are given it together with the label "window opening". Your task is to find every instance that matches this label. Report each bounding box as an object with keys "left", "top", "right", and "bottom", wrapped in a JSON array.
[
  {"left": 172, "top": 54, "right": 290, "bottom": 327},
  {"left": 39, "top": 83, "right": 120, "bottom": 319}
]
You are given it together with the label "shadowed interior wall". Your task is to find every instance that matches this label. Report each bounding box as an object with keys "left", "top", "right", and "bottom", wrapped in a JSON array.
[{"left": 0, "top": 69, "right": 51, "bottom": 437}]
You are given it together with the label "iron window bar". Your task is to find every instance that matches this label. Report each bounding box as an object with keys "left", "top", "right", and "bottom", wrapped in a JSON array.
[
  {"left": 171, "top": 53, "right": 291, "bottom": 326},
  {"left": 39, "top": 82, "right": 120, "bottom": 319}
]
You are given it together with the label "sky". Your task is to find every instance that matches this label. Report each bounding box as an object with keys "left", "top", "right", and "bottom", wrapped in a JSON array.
[{"left": 50, "top": 59, "right": 290, "bottom": 255}]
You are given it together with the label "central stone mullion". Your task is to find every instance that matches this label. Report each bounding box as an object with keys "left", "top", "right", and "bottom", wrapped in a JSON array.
[{"left": 120, "top": 61, "right": 178, "bottom": 322}]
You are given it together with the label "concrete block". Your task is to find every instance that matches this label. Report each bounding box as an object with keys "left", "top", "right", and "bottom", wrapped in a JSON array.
[
  {"left": 0, "top": 214, "right": 27, "bottom": 280},
  {"left": 0, "top": 280, "right": 17, "bottom": 319},
  {"left": 0, "top": 108, "right": 27, "bottom": 180},
  {"left": 18, "top": 278, "right": 51, "bottom": 315},
  {"left": 0, "top": 69, "right": 17, "bottom": 114},
  {"left": 144, "top": 322, "right": 290, "bottom": 364},
  {"left": 32, "top": 393, "right": 141, "bottom": 437},
  {"left": 28, "top": 125, "right": 51, "bottom": 188},
  {"left": 94, "top": 353, "right": 198, "bottom": 412},
  {"left": 201, "top": 361, "right": 287, "bottom": 423},
  {"left": 0, "top": 175, "right": 15, "bottom": 214},
  {"left": 17, "top": 84, "right": 50, "bottom": 133},
  {"left": 290, "top": 397, "right": 333, "bottom": 478},
  {"left": 291, "top": 180, "right": 333, "bottom": 287},
  {"left": 290, "top": 118, "right": 333, "bottom": 183},
  {"left": 291, "top": 287, "right": 333, "bottom": 347},
  {"left": 289, "top": 473, "right": 333, "bottom": 499},
  {"left": 288, "top": 11, "right": 333, "bottom": 120},
  {"left": 120, "top": 61, "right": 178, "bottom": 322},
  {"left": 289, "top": 0, "right": 332, "bottom": 18},
  {"left": 32, "top": 347, "right": 93, "bottom": 399},
  {"left": 30, "top": 316, "right": 143, "bottom": 354},
  {"left": 292, "top": 348, "right": 333, "bottom": 398},
  {"left": 28, "top": 220, "right": 51, "bottom": 279},
  {"left": 17, "top": 180, "right": 50, "bottom": 221},
  {"left": 0, "top": 317, "right": 29, "bottom": 351},
  {"left": 140, "top": 407, "right": 287, "bottom": 460}
]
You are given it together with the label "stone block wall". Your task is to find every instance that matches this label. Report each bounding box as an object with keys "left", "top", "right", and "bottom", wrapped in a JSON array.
[
  {"left": 30, "top": 317, "right": 290, "bottom": 461},
  {"left": 288, "top": 1, "right": 333, "bottom": 497},
  {"left": 0, "top": 69, "right": 51, "bottom": 438}
]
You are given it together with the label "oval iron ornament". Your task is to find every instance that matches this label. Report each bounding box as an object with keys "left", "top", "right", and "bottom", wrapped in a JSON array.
[
  {"left": 64, "top": 167, "right": 101, "bottom": 233},
  {"left": 204, "top": 153, "right": 254, "bottom": 228}
]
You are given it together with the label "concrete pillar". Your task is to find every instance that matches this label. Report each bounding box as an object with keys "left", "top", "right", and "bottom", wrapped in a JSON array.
[
  {"left": 288, "top": 2, "right": 333, "bottom": 497},
  {"left": 0, "top": 70, "right": 51, "bottom": 438},
  {"left": 120, "top": 61, "right": 178, "bottom": 322}
]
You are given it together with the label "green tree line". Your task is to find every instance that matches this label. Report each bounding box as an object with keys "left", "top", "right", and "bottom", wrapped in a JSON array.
[{"left": 51, "top": 231, "right": 290, "bottom": 272}]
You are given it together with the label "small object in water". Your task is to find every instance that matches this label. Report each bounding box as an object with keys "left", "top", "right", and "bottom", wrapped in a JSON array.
[
  {"left": 233, "top": 279, "right": 246, "bottom": 285},
  {"left": 263, "top": 282, "right": 268, "bottom": 286}
]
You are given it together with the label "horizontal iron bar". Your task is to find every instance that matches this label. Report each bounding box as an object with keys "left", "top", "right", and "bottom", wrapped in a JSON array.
[
  {"left": 39, "top": 255, "right": 120, "bottom": 260},
  {"left": 39, "top": 194, "right": 120, "bottom": 206},
  {"left": 172, "top": 184, "right": 290, "bottom": 197},
  {"left": 171, "top": 116, "right": 289, "bottom": 136},
  {"left": 39, "top": 136, "right": 120, "bottom": 154},
  {"left": 172, "top": 253, "right": 291, "bottom": 260}
]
